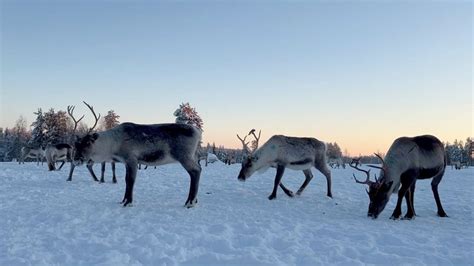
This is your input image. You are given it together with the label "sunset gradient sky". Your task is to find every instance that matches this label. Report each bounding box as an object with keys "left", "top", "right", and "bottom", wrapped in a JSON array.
[{"left": 1, "top": 1, "right": 472, "bottom": 155}]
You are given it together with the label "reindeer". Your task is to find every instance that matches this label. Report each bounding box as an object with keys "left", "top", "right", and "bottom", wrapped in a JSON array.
[
  {"left": 72, "top": 122, "right": 202, "bottom": 207},
  {"left": 350, "top": 135, "right": 448, "bottom": 220},
  {"left": 45, "top": 143, "right": 72, "bottom": 171},
  {"left": 237, "top": 129, "right": 332, "bottom": 200},
  {"left": 19, "top": 146, "right": 45, "bottom": 165}
]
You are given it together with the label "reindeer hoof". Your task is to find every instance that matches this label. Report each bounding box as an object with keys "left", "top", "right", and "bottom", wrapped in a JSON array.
[
  {"left": 185, "top": 198, "right": 198, "bottom": 208},
  {"left": 438, "top": 212, "right": 448, "bottom": 217},
  {"left": 402, "top": 214, "right": 415, "bottom": 220},
  {"left": 390, "top": 215, "right": 401, "bottom": 220},
  {"left": 122, "top": 200, "right": 133, "bottom": 207},
  {"left": 268, "top": 194, "right": 276, "bottom": 200},
  {"left": 66, "top": 178, "right": 72, "bottom": 182}
]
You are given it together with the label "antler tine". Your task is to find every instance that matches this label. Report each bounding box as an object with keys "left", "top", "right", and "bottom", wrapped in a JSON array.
[
  {"left": 83, "top": 101, "right": 101, "bottom": 134},
  {"left": 374, "top": 153, "right": 385, "bottom": 164},
  {"left": 237, "top": 134, "right": 250, "bottom": 154},
  {"left": 248, "top": 129, "right": 261, "bottom": 152},
  {"left": 67, "top": 105, "right": 85, "bottom": 133},
  {"left": 371, "top": 153, "right": 386, "bottom": 180},
  {"left": 349, "top": 163, "right": 374, "bottom": 185}
]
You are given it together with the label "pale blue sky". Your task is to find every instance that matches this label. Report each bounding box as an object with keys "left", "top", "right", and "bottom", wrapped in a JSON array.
[{"left": 1, "top": 1, "right": 472, "bottom": 155}]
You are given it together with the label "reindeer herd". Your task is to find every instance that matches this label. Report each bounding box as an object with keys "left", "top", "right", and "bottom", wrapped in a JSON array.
[{"left": 16, "top": 102, "right": 453, "bottom": 220}]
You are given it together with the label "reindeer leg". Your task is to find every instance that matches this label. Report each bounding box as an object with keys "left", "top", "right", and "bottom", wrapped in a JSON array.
[
  {"left": 296, "top": 169, "right": 313, "bottom": 196},
  {"left": 181, "top": 158, "right": 201, "bottom": 208},
  {"left": 391, "top": 172, "right": 415, "bottom": 220},
  {"left": 279, "top": 183, "right": 294, "bottom": 197},
  {"left": 112, "top": 162, "right": 117, "bottom": 183},
  {"left": 57, "top": 161, "right": 66, "bottom": 170},
  {"left": 122, "top": 161, "right": 137, "bottom": 207},
  {"left": 269, "top": 165, "right": 285, "bottom": 200},
  {"left": 100, "top": 162, "right": 106, "bottom": 183},
  {"left": 402, "top": 181, "right": 416, "bottom": 219},
  {"left": 315, "top": 162, "right": 332, "bottom": 198},
  {"left": 67, "top": 163, "right": 75, "bottom": 181},
  {"left": 403, "top": 181, "right": 416, "bottom": 220},
  {"left": 87, "top": 162, "right": 99, "bottom": 182},
  {"left": 431, "top": 168, "right": 448, "bottom": 217}
]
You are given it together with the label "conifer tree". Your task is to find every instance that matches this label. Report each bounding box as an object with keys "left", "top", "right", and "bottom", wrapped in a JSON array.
[{"left": 173, "top": 102, "right": 203, "bottom": 131}]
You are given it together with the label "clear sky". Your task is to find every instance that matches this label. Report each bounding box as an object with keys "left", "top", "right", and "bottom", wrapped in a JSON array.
[{"left": 1, "top": 1, "right": 472, "bottom": 155}]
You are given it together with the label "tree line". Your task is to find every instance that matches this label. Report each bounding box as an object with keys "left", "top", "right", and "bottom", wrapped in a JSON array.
[
  {"left": 0, "top": 108, "right": 120, "bottom": 161},
  {"left": 1, "top": 104, "right": 472, "bottom": 166}
]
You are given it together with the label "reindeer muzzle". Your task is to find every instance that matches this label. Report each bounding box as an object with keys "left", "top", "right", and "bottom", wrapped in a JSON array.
[{"left": 238, "top": 172, "right": 246, "bottom": 182}]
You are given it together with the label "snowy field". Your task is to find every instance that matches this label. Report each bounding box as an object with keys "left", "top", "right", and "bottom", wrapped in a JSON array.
[{"left": 1, "top": 161, "right": 473, "bottom": 265}]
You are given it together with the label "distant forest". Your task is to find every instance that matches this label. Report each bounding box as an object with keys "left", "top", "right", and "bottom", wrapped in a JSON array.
[{"left": 0, "top": 106, "right": 472, "bottom": 166}]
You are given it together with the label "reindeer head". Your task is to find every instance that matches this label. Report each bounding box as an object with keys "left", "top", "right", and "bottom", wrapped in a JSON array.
[
  {"left": 73, "top": 133, "right": 99, "bottom": 165},
  {"left": 237, "top": 129, "right": 261, "bottom": 181},
  {"left": 350, "top": 154, "right": 392, "bottom": 219}
]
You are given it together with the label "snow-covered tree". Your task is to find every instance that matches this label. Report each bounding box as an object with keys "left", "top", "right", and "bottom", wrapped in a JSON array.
[
  {"left": 326, "top": 142, "right": 343, "bottom": 159},
  {"left": 102, "top": 110, "right": 120, "bottom": 130},
  {"left": 44, "top": 108, "right": 70, "bottom": 144},
  {"left": 174, "top": 102, "right": 203, "bottom": 131},
  {"left": 29, "top": 108, "right": 47, "bottom": 147}
]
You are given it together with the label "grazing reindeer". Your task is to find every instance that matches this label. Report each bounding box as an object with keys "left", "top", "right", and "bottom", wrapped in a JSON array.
[
  {"left": 237, "top": 129, "right": 332, "bottom": 200},
  {"left": 350, "top": 135, "right": 448, "bottom": 220},
  {"left": 45, "top": 144, "right": 72, "bottom": 171},
  {"left": 19, "top": 146, "right": 45, "bottom": 165},
  {"left": 72, "top": 122, "right": 202, "bottom": 207}
]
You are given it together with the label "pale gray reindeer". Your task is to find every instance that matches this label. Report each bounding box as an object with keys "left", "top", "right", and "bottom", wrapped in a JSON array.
[
  {"left": 350, "top": 135, "right": 448, "bottom": 220},
  {"left": 19, "top": 146, "right": 45, "bottom": 165},
  {"left": 45, "top": 143, "right": 72, "bottom": 171},
  {"left": 66, "top": 102, "right": 117, "bottom": 183},
  {"left": 72, "top": 122, "right": 202, "bottom": 207},
  {"left": 237, "top": 129, "right": 332, "bottom": 200}
]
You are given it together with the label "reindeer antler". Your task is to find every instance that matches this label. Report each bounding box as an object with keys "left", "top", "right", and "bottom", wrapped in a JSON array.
[
  {"left": 349, "top": 159, "right": 376, "bottom": 185},
  {"left": 374, "top": 153, "right": 385, "bottom": 164},
  {"left": 248, "top": 129, "right": 261, "bottom": 152},
  {"left": 83, "top": 101, "right": 101, "bottom": 134},
  {"left": 237, "top": 134, "right": 251, "bottom": 155},
  {"left": 67, "top": 105, "right": 85, "bottom": 134},
  {"left": 367, "top": 153, "right": 386, "bottom": 180}
]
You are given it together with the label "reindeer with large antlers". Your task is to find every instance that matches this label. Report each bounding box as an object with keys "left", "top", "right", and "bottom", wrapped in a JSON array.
[
  {"left": 237, "top": 129, "right": 332, "bottom": 200},
  {"left": 350, "top": 135, "right": 448, "bottom": 220}
]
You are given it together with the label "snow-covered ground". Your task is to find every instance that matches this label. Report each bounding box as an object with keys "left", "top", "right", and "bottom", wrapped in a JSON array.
[{"left": 1, "top": 161, "right": 472, "bottom": 265}]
